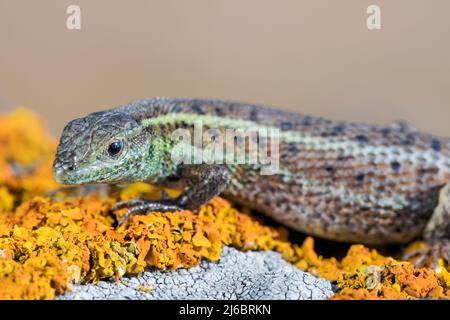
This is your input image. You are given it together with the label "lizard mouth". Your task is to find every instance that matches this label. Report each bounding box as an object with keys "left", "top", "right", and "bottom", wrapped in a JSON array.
[
  {"left": 52, "top": 158, "right": 127, "bottom": 185},
  {"left": 52, "top": 158, "right": 86, "bottom": 185}
]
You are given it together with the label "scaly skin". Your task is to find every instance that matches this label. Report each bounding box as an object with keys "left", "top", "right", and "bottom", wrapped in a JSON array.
[{"left": 53, "top": 98, "right": 450, "bottom": 263}]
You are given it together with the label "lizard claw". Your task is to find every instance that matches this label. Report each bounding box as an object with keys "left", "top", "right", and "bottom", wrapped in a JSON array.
[
  {"left": 403, "top": 239, "right": 450, "bottom": 269},
  {"left": 113, "top": 198, "right": 184, "bottom": 226}
]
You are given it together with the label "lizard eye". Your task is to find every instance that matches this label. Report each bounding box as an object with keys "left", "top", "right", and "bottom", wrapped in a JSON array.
[{"left": 107, "top": 139, "right": 123, "bottom": 157}]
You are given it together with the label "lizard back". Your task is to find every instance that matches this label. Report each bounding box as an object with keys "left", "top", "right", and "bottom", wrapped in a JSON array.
[{"left": 84, "top": 98, "right": 450, "bottom": 244}]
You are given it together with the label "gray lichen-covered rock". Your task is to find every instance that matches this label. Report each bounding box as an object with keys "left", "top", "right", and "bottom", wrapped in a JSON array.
[{"left": 58, "top": 246, "right": 334, "bottom": 300}]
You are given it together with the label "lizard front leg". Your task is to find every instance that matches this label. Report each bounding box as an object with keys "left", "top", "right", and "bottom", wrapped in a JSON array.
[
  {"left": 404, "top": 183, "right": 450, "bottom": 268},
  {"left": 113, "top": 164, "right": 231, "bottom": 225}
]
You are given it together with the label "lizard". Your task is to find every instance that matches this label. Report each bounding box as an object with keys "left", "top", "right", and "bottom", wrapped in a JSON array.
[{"left": 52, "top": 97, "right": 450, "bottom": 267}]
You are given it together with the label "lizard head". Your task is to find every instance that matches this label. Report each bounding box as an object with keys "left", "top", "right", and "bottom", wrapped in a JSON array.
[{"left": 53, "top": 111, "right": 158, "bottom": 184}]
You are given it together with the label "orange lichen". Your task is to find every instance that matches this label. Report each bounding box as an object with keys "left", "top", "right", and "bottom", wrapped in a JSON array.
[
  {"left": 0, "top": 108, "right": 55, "bottom": 166},
  {"left": 0, "top": 109, "right": 58, "bottom": 207},
  {"left": 331, "top": 260, "right": 450, "bottom": 299},
  {"left": 0, "top": 192, "right": 292, "bottom": 299},
  {"left": 290, "top": 237, "right": 450, "bottom": 299},
  {"left": 0, "top": 108, "right": 449, "bottom": 300}
]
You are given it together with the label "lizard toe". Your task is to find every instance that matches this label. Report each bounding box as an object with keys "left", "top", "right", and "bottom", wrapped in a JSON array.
[
  {"left": 111, "top": 198, "right": 148, "bottom": 211},
  {"left": 403, "top": 239, "right": 450, "bottom": 270},
  {"left": 115, "top": 199, "right": 185, "bottom": 226}
]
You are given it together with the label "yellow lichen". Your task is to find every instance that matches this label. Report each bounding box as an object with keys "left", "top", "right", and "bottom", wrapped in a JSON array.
[
  {"left": 331, "top": 260, "right": 450, "bottom": 299},
  {"left": 0, "top": 108, "right": 55, "bottom": 166}
]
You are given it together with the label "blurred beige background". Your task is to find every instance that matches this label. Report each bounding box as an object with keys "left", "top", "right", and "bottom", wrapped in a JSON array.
[{"left": 0, "top": 0, "right": 449, "bottom": 136}]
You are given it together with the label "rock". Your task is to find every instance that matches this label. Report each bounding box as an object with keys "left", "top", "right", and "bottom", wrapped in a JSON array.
[{"left": 58, "top": 246, "right": 334, "bottom": 300}]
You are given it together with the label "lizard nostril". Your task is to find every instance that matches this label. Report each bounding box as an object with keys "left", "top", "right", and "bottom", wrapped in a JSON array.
[{"left": 56, "top": 163, "right": 75, "bottom": 172}]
